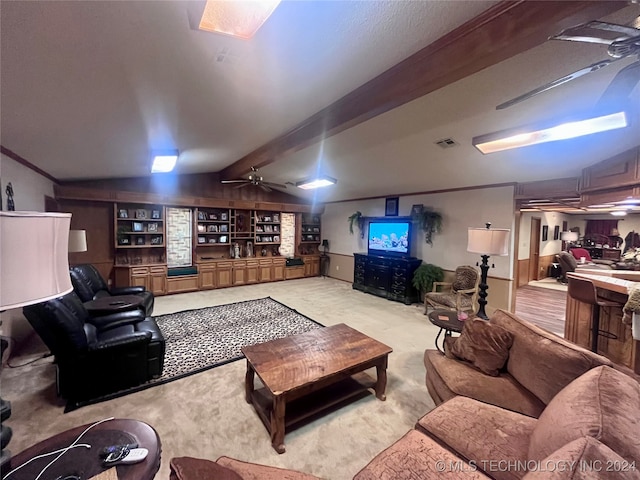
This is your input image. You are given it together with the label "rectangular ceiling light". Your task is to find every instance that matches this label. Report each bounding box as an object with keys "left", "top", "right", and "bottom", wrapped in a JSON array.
[
  {"left": 473, "top": 111, "right": 628, "bottom": 154},
  {"left": 296, "top": 175, "right": 337, "bottom": 190},
  {"left": 151, "top": 151, "right": 179, "bottom": 173},
  {"left": 199, "top": 0, "right": 281, "bottom": 40}
]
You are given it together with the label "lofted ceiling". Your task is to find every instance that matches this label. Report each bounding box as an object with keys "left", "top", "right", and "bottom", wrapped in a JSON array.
[{"left": 1, "top": 1, "right": 639, "bottom": 209}]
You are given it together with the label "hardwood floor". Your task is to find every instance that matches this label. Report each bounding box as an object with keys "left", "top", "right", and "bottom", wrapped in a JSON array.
[{"left": 515, "top": 284, "right": 567, "bottom": 336}]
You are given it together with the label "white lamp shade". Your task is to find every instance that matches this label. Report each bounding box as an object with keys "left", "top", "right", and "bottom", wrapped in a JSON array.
[
  {"left": 68, "top": 229, "right": 87, "bottom": 253},
  {"left": 0, "top": 211, "right": 73, "bottom": 310},
  {"left": 467, "top": 227, "right": 510, "bottom": 256},
  {"left": 560, "top": 231, "right": 579, "bottom": 242}
]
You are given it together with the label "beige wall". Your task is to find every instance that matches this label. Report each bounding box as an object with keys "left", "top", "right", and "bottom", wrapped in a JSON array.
[
  {"left": 1, "top": 154, "right": 56, "bottom": 359},
  {"left": 321, "top": 185, "right": 516, "bottom": 311}
]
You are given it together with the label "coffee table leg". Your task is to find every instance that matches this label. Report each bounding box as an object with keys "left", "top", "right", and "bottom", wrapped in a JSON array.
[
  {"left": 374, "top": 356, "right": 388, "bottom": 401},
  {"left": 245, "top": 361, "right": 255, "bottom": 404},
  {"left": 270, "top": 396, "right": 286, "bottom": 454}
]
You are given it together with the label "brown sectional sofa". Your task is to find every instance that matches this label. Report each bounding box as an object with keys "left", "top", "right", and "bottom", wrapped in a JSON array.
[
  {"left": 424, "top": 309, "right": 615, "bottom": 417},
  {"left": 170, "top": 312, "right": 640, "bottom": 480}
]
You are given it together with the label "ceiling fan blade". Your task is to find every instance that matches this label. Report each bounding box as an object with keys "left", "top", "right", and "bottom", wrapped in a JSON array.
[
  {"left": 234, "top": 183, "right": 250, "bottom": 189},
  {"left": 259, "top": 184, "right": 272, "bottom": 192},
  {"left": 221, "top": 179, "right": 250, "bottom": 184},
  {"left": 596, "top": 60, "right": 640, "bottom": 109},
  {"left": 262, "top": 181, "right": 287, "bottom": 189},
  {"left": 496, "top": 59, "right": 616, "bottom": 110}
]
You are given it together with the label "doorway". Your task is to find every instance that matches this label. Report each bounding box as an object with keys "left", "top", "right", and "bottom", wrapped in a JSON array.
[{"left": 528, "top": 217, "right": 541, "bottom": 282}]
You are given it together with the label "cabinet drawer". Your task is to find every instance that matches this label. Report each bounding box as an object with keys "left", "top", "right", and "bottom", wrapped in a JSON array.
[
  {"left": 150, "top": 266, "right": 167, "bottom": 274},
  {"left": 131, "top": 267, "right": 149, "bottom": 275}
]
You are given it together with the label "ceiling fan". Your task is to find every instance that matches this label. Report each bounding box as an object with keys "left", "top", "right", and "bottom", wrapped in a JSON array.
[
  {"left": 496, "top": 20, "right": 640, "bottom": 110},
  {"left": 220, "top": 166, "right": 286, "bottom": 192}
]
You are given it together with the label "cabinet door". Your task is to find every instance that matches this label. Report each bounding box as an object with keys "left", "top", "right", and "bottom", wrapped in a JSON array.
[
  {"left": 273, "top": 259, "right": 285, "bottom": 281},
  {"left": 246, "top": 260, "right": 259, "bottom": 284},
  {"left": 150, "top": 272, "right": 166, "bottom": 295},
  {"left": 233, "top": 266, "right": 247, "bottom": 285},
  {"left": 199, "top": 264, "right": 216, "bottom": 290},
  {"left": 304, "top": 260, "right": 313, "bottom": 277},
  {"left": 311, "top": 258, "right": 320, "bottom": 276},
  {"left": 131, "top": 274, "right": 149, "bottom": 290},
  {"left": 258, "top": 259, "right": 272, "bottom": 282},
  {"left": 216, "top": 262, "right": 233, "bottom": 288}
]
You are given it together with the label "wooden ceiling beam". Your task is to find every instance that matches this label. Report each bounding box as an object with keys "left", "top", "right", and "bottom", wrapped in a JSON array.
[{"left": 220, "top": 0, "right": 628, "bottom": 181}]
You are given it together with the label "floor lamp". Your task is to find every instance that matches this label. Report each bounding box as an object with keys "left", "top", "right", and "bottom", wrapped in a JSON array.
[
  {"left": 0, "top": 211, "right": 73, "bottom": 474},
  {"left": 467, "top": 222, "right": 510, "bottom": 320}
]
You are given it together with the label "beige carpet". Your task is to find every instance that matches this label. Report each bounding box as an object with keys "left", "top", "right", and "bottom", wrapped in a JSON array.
[
  {"left": 1, "top": 278, "right": 440, "bottom": 479},
  {"left": 528, "top": 277, "right": 568, "bottom": 292}
]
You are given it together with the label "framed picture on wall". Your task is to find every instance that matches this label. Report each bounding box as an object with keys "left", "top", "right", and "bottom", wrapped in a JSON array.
[
  {"left": 385, "top": 197, "right": 399, "bottom": 216},
  {"left": 542, "top": 225, "right": 549, "bottom": 241},
  {"left": 553, "top": 225, "right": 560, "bottom": 240}
]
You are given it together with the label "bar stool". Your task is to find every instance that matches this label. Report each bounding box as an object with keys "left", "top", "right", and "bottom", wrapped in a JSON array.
[{"left": 567, "top": 276, "right": 620, "bottom": 353}]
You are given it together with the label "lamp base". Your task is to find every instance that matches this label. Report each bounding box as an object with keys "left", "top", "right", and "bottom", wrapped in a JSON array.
[{"left": 476, "top": 255, "right": 491, "bottom": 320}]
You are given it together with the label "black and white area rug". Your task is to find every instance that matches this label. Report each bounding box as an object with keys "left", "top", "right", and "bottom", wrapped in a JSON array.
[{"left": 66, "top": 297, "right": 323, "bottom": 411}]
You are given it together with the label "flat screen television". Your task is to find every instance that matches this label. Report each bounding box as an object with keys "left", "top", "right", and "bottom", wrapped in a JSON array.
[{"left": 368, "top": 219, "right": 412, "bottom": 257}]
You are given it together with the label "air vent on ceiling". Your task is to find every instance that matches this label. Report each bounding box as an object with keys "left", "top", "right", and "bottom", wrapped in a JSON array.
[
  {"left": 435, "top": 138, "right": 459, "bottom": 149},
  {"left": 215, "top": 47, "right": 242, "bottom": 65}
]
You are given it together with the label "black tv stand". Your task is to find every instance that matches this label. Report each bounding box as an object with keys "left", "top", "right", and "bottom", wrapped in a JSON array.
[{"left": 352, "top": 253, "right": 421, "bottom": 305}]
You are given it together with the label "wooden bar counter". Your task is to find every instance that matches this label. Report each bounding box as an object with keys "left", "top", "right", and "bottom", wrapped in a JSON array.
[{"left": 566, "top": 270, "right": 640, "bottom": 374}]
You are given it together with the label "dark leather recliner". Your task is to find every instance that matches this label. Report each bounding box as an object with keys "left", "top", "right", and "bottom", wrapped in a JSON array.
[
  {"left": 23, "top": 292, "right": 165, "bottom": 406},
  {"left": 70, "top": 264, "right": 154, "bottom": 316}
]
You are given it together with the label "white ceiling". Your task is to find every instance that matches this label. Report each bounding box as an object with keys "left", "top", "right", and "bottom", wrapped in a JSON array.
[{"left": 1, "top": 1, "right": 639, "bottom": 204}]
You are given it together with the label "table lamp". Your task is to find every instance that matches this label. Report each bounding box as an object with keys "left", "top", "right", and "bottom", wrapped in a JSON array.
[
  {"left": 560, "top": 231, "right": 579, "bottom": 251},
  {"left": 68, "top": 230, "right": 87, "bottom": 253},
  {"left": 467, "top": 222, "right": 510, "bottom": 320}
]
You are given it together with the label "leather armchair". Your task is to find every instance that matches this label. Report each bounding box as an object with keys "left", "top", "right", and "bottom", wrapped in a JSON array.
[
  {"left": 70, "top": 264, "right": 154, "bottom": 316},
  {"left": 23, "top": 292, "right": 165, "bottom": 406}
]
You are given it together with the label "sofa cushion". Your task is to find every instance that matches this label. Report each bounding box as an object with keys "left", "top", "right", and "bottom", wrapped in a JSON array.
[
  {"left": 353, "top": 429, "right": 492, "bottom": 479},
  {"left": 170, "top": 457, "right": 243, "bottom": 480},
  {"left": 216, "top": 456, "right": 322, "bottom": 480},
  {"left": 424, "top": 350, "right": 546, "bottom": 418},
  {"left": 490, "top": 310, "right": 612, "bottom": 404},
  {"left": 416, "top": 397, "right": 536, "bottom": 480},
  {"left": 522, "top": 437, "right": 639, "bottom": 480},
  {"left": 528, "top": 366, "right": 640, "bottom": 463},
  {"left": 448, "top": 318, "right": 513, "bottom": 376}
]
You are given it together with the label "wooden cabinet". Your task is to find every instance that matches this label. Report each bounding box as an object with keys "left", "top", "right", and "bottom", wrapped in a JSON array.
[
  {"left": 199, "top": 262, "right": 216, "bottom": 290},
  {"left": 232, "top": 260, "right": 247, "bottom": 285},
  {"left": 581, "top": 147, "right": 640, "bottom": 193},
  {"left": 300, "top": 213, "right": 321, "bottom": 244},
  {"left": 114, "top": 265, "right": 167, "bottom": 295},
  {"left": 258, "top": 258, "right": 273, "bottom": 282},
  {"left": 216, "top": 261, "right": 233, "bottom": 288},
  {"left": 246, "top": 259, "right": 259, "bottom": 284},
  {"left": 285, "top": 266, "right": 305, "bottom": 280},
  {"left": 352, "top": 253, "right": 421, "bottom": 305},
  {"left": 115, "top": 203, "right": 165, "bottom": 249},
  {"left": 301, "top": 255, "right": 320, "bottom": 277},
  {"left": 273, "top": 257, "right": 285, "bottom": 281}
]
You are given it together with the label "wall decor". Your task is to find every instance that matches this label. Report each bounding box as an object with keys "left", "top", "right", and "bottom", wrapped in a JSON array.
[
  {"left": 553, "top": 225, "right": 560, "bottom": 240},
  {"left": 135, "top": 209, "right": 147, "bottom": 219},
  {"left": 411, "top": 204, "right": 424, "bottom": 217},
  {"left": 385, "top": 197, "right": 399, "bottom": 216},
  {"left": 542, "top": 225, "right": 549, "bottom": 241},
  {"left": 148, "top": 223, "right": 158, "bottom": 233}
]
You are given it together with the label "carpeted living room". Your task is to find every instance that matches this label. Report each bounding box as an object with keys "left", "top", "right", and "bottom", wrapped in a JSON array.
[{"left": 2, "top": 277, "right": 440, "bottom": 479}]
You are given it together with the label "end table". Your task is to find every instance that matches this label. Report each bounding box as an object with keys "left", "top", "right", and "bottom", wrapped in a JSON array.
[{"left": 428, "top": 310, "right": 466, "bottom": 353}]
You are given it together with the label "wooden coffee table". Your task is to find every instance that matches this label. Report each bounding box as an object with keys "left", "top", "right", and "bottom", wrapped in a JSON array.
[
  {"left": 6, "top": 419, "right": 160, "bottom": 480},
  {"left": 242, "top": 323, "right": 392, "bottom": 453}
]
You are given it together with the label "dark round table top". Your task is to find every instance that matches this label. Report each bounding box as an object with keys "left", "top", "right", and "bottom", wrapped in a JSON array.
[
  {"left": 428, "top": 310, "right": 466, "bottom": 333},
  {"left": 83, "top": 295, "right": 144, "bottom": 313},
  {"left": 7, "top": 418, "right": 160, "bottom": 480}
]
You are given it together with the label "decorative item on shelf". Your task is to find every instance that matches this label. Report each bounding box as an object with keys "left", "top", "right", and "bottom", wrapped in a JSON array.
[
  {"left": 197, "top": 224, "right": 205, "bottom": 233},
  {"left": 273, "top": 213, "right": 280, "bottom": 222},
  {"left": 209, "top": 238, "right": 217, "bottom": 244},
  {"left": 416, "top": 208, "right": 443, "bottom": 246},
  {"left": 219, "top": 235, "right": 227, "bottom": 243},
  {"left": 198, "top": 236, "right": 206, "bottom": 244},
  {"left": 118, "top": 237, "right": 131, "bottom": 245},
  {"left": 198, "top": 211, "right": 206, "bottom": 220},
  {"left": 132, "top": 222, "right": 144, "bottom": 232},
  {"left": 208, "top": 225, "right": 217, "bottom": 232},
  {"left": 467, "top": 222, "right": 510, "bottom": 320},
  {"left": 348, "top": 211, "right": 365, "bottom": 239},
  {"left": 246, "top": 241, "right": 253, "bottom": 257},
  {"left": 261, "top": 248, "right": 267, "bottom": 256},
  {"left": 151, "top": 210, "right": 161, "bottom": 219},
  {"left": 412, "top": 263, "right": 444, "bottom": 302},
  {"left": 209, "top": 213, "right": 218, "bottom": 220},
  {"left": 148, "top": 223, "right": 158, "bottom": 233},
  {"left": 221, "top": 212, "right": 228, "bottom": 221},
  {"left": 234, "top": 242, "right": 241, "bottom": 258},
  {"left": 118, "top": 209, "right": 128, "bottom": 218},
  {"left": 136, "top": 236, "right": 145, "bottom": 245},
  {"left": 220, "top": 225, "right": 228, "bottom": 232},
  {"left": 5, "top": 182, "right": 15, "bottom": 210},
  {"left": 272, "top": 246, "right": 280, "bottom": 256},
  {"left": 135, "top": 209, "right": 147, "bottom": 219},
  {"left": 385, "top": 197, "right": 399, "bottom": 216},
  {"left": 151, "top": 235, "right": 163, "bottom": 245}
]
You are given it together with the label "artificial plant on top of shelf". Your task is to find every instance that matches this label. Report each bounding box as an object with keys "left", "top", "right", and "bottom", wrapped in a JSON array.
[
  {"left": 413, "top": 208, "right": 443, "bottom": 246},
  {"left": 348, "top": 211, "right": 366, "bottom": 239}
]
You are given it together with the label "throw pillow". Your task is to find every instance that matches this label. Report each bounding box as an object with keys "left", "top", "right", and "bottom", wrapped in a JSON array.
[
  {"left": 170, "top": 457, "right": 243, "bottom": 480},
  {"left": 449, "top": 318, "right": 514, "bottom": 376}
]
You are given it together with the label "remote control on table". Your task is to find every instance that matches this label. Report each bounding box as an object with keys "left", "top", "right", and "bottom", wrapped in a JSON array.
[{"left": 120, "top": 448, "right": 148, "bottom": 464}]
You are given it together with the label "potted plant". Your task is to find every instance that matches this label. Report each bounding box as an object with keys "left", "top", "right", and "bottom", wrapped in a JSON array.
[
  {"left": 415, "top": 209, "right": 443, "bottom": 246},
  {"left": 412, "top": 263, "right": 444, "bottom": 301},
  {"left": 348, "top": 211, "right": 365, "bottom": 239}
]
